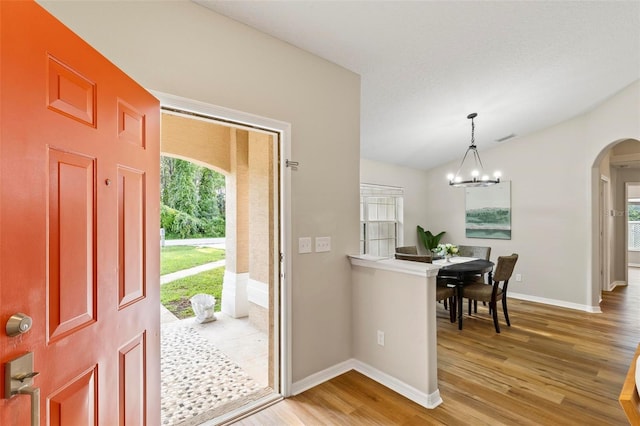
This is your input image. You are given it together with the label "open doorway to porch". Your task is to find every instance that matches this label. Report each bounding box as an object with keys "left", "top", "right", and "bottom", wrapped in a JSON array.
[{"left": 158, "top": 108, "right": 283, "bottom": 424}]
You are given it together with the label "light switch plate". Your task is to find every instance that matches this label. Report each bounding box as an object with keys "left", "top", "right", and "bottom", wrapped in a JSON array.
[
  {"left": 315, "top": 236, "right": 331, "bottom": 252},
  {"left": 298, "top": 237, "right": 312, "bottom": 254}
]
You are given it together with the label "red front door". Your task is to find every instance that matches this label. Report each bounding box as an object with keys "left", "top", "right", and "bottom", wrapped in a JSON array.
[{"left": 0, "top": 2, "right": 160, "bottom": 424}]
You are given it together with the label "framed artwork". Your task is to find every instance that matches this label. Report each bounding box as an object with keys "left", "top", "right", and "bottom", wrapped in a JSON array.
[{"left": 465, "top": 181, "right": 511, "bottom": 239}]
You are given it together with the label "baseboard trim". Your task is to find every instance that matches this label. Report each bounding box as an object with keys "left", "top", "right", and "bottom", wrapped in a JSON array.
[
  {"left": 290, "top": 359, "right": 355, "bottom": 396},
  {"left": 291, "top": 358, "right": 442, "bottom": 409},
  {"left": 351, "top": 360, "right": 442, "bottom": 409},
  {"left": 509, "top": 292, "right": 602, "bottom": 313},
  {"left": 607, "top": 280, "right": 627, "bottom": 291}
]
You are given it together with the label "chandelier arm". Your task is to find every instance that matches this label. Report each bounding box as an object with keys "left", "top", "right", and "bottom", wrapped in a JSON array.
[
  {"left": 472, "top": 148, "right": 485, "bottom": 173},
  {"left": 453, "top": 147, "right": 473, "bottom": 178}
]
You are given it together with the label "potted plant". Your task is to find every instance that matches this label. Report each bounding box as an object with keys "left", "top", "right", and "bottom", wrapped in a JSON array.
[
  {"left": 434, "top": 243, "right": 459, "bottom": 262},
  {"left": 417, "top": 226, "right": 445, "bottom": 254}
]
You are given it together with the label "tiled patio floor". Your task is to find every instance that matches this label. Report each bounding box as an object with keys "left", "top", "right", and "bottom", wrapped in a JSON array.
[{"left": 161, "top": 305, "right": 270, "bottom": 425}]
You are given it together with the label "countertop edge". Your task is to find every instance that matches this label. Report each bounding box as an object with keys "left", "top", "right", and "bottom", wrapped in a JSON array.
[{"left": 348, "top": 254, "right": 442, "bottom": 278}]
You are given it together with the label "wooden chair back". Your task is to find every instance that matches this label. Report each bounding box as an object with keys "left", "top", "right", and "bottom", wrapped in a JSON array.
[
  {"left": 458, "top": 245, "right": 491, "bottom": 260},
  {"left": 395, "top": 246, "right": 418, "bottom": 255},
  {"left": 620, "top": 343, "right": 640, "bottom": 424},
  {"left": 395, "top": 246, "right": 432, "bottom": 263},
  {"left": 494, "top": 253, "right": 518, "bottom": 282}
]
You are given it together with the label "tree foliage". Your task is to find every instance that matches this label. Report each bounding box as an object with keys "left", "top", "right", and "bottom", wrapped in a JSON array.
[
  {"left": 168, "top": 160, "right": 198, "bottom": 216},
  {"left": 161, "top": 156, "right": 226, "bottom": 239},
  {"left": 629, "top": 205, "right": 640, "bottom": 221},
  {"left": 198, "top": 168, "right": 219, "bottom": 220}
]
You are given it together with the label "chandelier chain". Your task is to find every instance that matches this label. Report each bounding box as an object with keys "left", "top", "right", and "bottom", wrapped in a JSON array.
[{"left": 470, "top": 117, "right": 475, "bottom": 147}]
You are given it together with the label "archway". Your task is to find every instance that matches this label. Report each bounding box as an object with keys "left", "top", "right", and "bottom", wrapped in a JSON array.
[{"left": 591, "top": 138, "right": 640, "bottom": 308}]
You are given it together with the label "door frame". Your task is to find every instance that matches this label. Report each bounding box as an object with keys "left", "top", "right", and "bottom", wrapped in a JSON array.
[
  {"left": 600, "top": 176, "right": 610, "bottom": 295},
  {"left": 150, "top": 90, "right": 292, "bottom": 397}
]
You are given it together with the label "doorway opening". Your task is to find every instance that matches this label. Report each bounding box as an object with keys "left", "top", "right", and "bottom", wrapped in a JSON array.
[
  {"left": 593, "top": 138, "right": 640, "bottom": 308},
  {"left": 156, "top": 99, "right": 288, "bottom": 424}
]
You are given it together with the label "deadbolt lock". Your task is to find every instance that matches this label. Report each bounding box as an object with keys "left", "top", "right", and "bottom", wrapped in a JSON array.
[{"left": 6, "top": 313, "right": 32, "bottom": 337}]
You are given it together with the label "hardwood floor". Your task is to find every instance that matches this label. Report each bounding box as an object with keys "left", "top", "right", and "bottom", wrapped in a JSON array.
[{"left": 233, "top": 277, "right": 640, "bottom": 425}]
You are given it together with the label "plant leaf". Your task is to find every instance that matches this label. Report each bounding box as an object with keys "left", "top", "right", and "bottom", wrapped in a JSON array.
[{"left": 417, "top": 226, "right": 445, "bottom": 250}]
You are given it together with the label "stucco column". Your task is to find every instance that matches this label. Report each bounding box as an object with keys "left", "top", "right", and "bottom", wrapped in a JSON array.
[
  {"left": 247, "top": 133, "right": 274, "bottom": 332},
  {"left": 222, "top": 129, "right": 250, "bottom": 318}
]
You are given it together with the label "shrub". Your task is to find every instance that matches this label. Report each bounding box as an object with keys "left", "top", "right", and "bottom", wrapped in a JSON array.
[
  {"left": 161, "top": 204, "right": 178, "bottom": 231},
  {"left": 171, "top": 211, "right": 203, "bottom": 239},
  {"left": 161, "top": 203, "right": 225, "bottom": 239}
]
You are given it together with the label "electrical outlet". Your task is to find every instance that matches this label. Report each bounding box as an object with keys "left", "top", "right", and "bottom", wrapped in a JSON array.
[
  {"left": 315, "top": 236, "right": 331, "bottom": 252},
  {"left": 298, "top": 237, "right": 312, "bottom": 254},
  {"left": 516, "top": 273, "right": 522, "bottom": 282},
  {"left": 377, "top": 330, "right": 385, "bottom": 346}
]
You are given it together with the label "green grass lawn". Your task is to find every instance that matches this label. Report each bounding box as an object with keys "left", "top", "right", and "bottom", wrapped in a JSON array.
[
  {"left": 161, "top": 245, "right": 225, "bottom": 275},
  {"left": 160, "top": 267, "right": 223, "bottom": 319}
]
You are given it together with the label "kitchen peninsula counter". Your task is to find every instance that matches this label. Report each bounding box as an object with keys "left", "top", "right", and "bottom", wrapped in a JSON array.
[{"left": 348, "top": 254, "right": 442, "bottom": 409}]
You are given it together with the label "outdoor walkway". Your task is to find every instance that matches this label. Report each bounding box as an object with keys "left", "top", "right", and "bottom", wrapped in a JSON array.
[
  {"left": 163, "top": 237, "right": 225, "bottom": 249},
  {"left": 160, "top": 259, "right": 225, "bottom": 285}
]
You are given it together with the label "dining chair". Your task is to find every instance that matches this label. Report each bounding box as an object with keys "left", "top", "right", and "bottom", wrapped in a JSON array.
[
  {"left": 457, "top": 245, "right": 491, "bottom": 261},
  {"left": 435, "top": 284, "right": 456, "bottom": 323},
  {"left": 461, "top": 253, "right": 518, "bottom": 333},
  {"left": 396, "top": 246, "right": 418, "bottom": 255},
  {"left": 395, "top": 246, "right": 454, "bottom": 320},
  {"left": 394, "top": 245, "right": 432, "bottom": 263},
  {"left": 457, "top": 245, "right": 491, "bottom": 313}
]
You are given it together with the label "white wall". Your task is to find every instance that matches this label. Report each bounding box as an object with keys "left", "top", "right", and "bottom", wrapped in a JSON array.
[
  {"left": 39, "top": 1, "right": 360, "bottom": 383},
  {"left": 360, "top": 160, "right": 431, "bottom": 252},
  {"left": 421, "top": 81, "right": 640, "bottom": 311}
]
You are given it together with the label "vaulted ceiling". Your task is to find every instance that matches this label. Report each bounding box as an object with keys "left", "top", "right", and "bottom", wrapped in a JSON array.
[{"left": 196, "top": 1, "right": 640, "bottom": 171}]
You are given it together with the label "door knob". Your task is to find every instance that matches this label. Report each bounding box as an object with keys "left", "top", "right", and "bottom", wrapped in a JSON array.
[
  {"left": 4, "top": 352, "right": 40, "bottom": 426},
  {"left": 6, "top": 313, "right": 32, "bottom": 337}
]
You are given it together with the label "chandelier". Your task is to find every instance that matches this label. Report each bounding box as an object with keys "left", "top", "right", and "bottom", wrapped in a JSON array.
[{"left": 447, "top": 113, "right": 501, "bottom": 187}]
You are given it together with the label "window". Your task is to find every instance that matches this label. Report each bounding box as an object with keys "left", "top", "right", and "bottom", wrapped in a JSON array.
[
  {"left": 360, "top": 184, "right": 403, "bottom": 257},
  {"left": 628, "top": 199, "right": 640, "bottom": 250}
]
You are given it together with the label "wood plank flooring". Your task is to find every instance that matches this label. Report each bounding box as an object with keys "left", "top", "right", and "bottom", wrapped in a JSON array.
[{"left": 233, "top": 276, "right": 640, "bottom": 425}]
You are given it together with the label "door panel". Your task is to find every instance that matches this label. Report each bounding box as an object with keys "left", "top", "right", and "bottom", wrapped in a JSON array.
[
  {"left": 118, "top": 333, "right": 146, "bottom": 425},
  {"left": 48, "top": 367, "right": 97, "bottom": 426},
  {"left": 48, "top": 149, "right": 97, "bottom": 342},
  {"left": 118, "top": 166, "right": 146, "bottom": 309},
  {"left": 47, "top": 56, "right": 97, "bottom": 127},
  {"left": 0, "top": 2, "right": 160, "bottom": 425}
]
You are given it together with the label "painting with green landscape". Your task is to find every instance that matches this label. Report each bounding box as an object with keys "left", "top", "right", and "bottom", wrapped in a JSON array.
[{"left": 465, "top": 181, "right": 511, "bottom": 240}]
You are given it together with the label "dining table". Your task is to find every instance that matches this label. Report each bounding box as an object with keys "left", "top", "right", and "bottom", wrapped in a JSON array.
[{"left": 434, "top": 257, "right": 494, "bottom": 330}]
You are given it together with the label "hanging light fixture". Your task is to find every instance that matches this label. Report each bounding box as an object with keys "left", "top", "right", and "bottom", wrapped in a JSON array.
[{"left": 447, "top": 112, "right": 501, "bottom": 187}]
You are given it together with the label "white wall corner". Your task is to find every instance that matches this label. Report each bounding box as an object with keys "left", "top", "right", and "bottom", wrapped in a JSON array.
[
  {"left": 290, "top": 359, "right": 356, "bottom": 396},
  {"left": 290, "top": 358, "right": 443, "bottom": 410},
  {"left": 247, "top": 278, "right": 269, "bottom": 308},
  {"left": 606, "top": 280, "right": 627, "bottom": 291},
  {"left": 352, "top": 360, "right": 442, "bottom": 409},
  {"left": 221, "top": 271, "right": 249, "bottom": 318}
]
